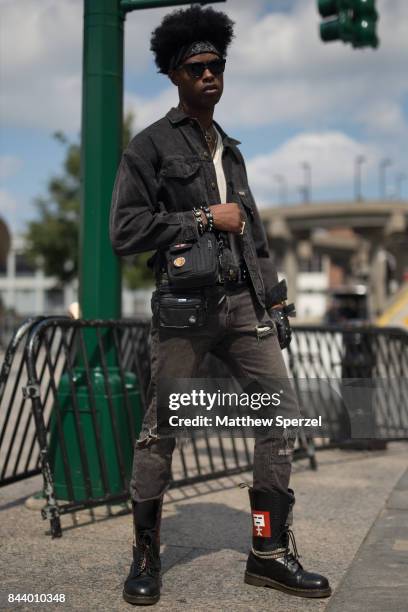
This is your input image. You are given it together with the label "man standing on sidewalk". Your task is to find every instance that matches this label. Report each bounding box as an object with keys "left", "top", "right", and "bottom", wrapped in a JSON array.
[{"left": 110, "top": 5, "right": 331, "bottom": 605}]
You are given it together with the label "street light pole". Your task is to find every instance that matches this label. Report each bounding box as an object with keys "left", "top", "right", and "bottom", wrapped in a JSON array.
[
  {"left": 274, "top": 174, "right": 288, "bottom": 204},
  {"left": 122, "top": 0, "right": 225, "bottom": 8},
  {"left": 354, "top": 155, "right": 365, "bottom": 201},
  {"left": 80, "top": 0, "right": 123, "bottom": 323},
  {"left": 298, "top": 185, "right": 307, "bottom": 204},
  {"left": 396, "top": 173, "right": 407, "bottom": 200},
  {"left": 301, "top": 162, "right": 311, "bottom": 203},
  {"left": 379, "top": 158, "right": 392, "bottom": 200}
]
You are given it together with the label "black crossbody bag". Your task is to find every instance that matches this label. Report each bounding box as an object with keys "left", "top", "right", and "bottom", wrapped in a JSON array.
[
  {"left": 151, "top": 232, "right": 224, "bottom": 329},
  {"left": 164, "top": 231, "right": 219, "bottom": 289}
]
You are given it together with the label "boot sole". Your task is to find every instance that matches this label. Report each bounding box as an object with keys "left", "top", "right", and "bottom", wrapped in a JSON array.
[
  {"left": 244, "top": 571, "right": 332, "bottom": 599},
  {"left": 122, "top": 590, "right": 160, "bottom": 606}
]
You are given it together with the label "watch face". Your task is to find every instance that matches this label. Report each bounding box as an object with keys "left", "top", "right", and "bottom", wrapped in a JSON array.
[{"left": 173, "top": 256, "right": 186, "bottom": 268}]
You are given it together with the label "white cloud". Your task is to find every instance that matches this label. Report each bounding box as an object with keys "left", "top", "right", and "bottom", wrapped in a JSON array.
[
  {"left": 220, "top": 0, "right": 408, "bottom": 136},
  {"left": 121, "top": 0, "right": 408, "bottom": 161},
  {"left": 0, "top": 189, "right": 34, "bottom": 232},
  {"left": 247, "top": 131, "right": 380, "bottom": 204},
  {"left": 0, "top": 156, "right": 23, "bottom": 181},
  {"left": 0, "top": 0, "right": 407, "bottom": 216},
  {"left": 1, "top": 0, "right": 407, "bottom": 140},
  {"left": 1, "top": 73, "right": 82, "bottom": 133},
  {"left": 1, "top": 0, "right": 82, "bottom": 132},
  {"left": 1, "top": 0, "right": 81, "bottom": 75},
  {"left": 356, "top": 101, "right": 407, "bottom": 135},
  {"left": 125, "top": 88, "right": 177, "bottom": 133},
  {"left": 0, "top": 189, "right": 18, "bottom": 215},
  {"left": 124, "top": 5, "right": 173, "bottom": 76}
]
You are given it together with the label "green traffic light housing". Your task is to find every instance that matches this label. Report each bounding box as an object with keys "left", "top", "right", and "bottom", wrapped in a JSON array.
[
  {"left": 352, "top": 0, "right": 379, "bottom": 47},
  {"left": 317, "top": 0, "right": 379, "bottom": 49}
]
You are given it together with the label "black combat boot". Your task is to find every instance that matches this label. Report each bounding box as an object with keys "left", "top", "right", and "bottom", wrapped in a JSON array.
[
  {"left": 123, "top": 498, "right": 163, "bottom": 605},
  {"left": 244, "top": 487, "right": 331, "bottom": 598}
]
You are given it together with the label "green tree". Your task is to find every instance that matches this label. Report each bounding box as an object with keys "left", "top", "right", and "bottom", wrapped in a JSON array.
[{"left": 24, "top": 113, "right": 154, "bottom": 288}]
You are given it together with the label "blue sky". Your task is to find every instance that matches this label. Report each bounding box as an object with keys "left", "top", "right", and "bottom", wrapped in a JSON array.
[{"left": 1, "top": 0, "right": 407, "bottom": 233}]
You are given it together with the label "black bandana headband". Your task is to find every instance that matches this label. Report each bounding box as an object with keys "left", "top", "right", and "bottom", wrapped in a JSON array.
[{"left": 168, "top": 40, "right": 222, "bottom": 72}]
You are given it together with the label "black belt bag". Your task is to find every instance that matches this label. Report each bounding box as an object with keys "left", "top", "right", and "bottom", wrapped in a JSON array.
[
  {"left": 164, "top": 232, "right": 219, "bottom": 289},
  {"left": 152, "top": 288, "right": 208, "bottom": 329}
]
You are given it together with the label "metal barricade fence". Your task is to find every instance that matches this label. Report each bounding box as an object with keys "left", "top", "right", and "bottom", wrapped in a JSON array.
[
  {"left": 0, "top": 317, "right": 407, "bottom": 537},
  {"left": 0, "top": 317, "right": 46, "bottom": 486},
  {"left": 288, "top": 324, "right": 408, "bottom": 442},
  {"left": 23, "top": 318, "right": 151, "bottom": 536}
]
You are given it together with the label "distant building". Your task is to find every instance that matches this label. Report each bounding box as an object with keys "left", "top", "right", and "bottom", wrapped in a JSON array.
[
  {"left": 0, "top": 232, "right": 331, "bottom": 324},
  {"left": 0, "top": 234, "right": 76, "bottom": 316},
  {"left": 262, "top": 201, "right": 408, "bottom": 322},
  {"left": 6, "top": 202, "right": 405, "bottom": 328},
  {"left": 0, "top": 233, "right": 153, "bottom": 320},
  {"left": 295, "top": 253, "right": 330, "bottom": 322}
]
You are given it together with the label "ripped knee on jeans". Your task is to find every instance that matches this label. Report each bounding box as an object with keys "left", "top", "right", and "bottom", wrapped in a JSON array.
[{"left": 135, "top": 428, "right": 160, "bottom": 449}]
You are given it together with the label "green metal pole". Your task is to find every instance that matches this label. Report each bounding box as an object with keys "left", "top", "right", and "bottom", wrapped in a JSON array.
[
  {"left": 121, "top": 0, "right": 225, "bottom": 11},
  {"left": 80, "top": 0, "right": 123, "bottom": 321},
  {"left": 53, "top": 0, "right": 232, "bottom": 502},
  {"left": 54, "top": 1, "right": 142, "bottom": 499}
]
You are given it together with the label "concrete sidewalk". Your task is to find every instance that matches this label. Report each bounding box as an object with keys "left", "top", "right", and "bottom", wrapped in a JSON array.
[
  {"left": 327, "top": 466, "right": 408, "bottom": 612},
  {"left": 0, "top": 443, "right": 407, "bottom": 612}
]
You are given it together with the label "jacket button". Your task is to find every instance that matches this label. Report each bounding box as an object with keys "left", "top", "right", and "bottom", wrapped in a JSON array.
[
  {"left": 211, "top": 182, "right": 216, "bottom": 189},
  {"left": 203, "top": 152, "right": 209, "bottom": 158}
]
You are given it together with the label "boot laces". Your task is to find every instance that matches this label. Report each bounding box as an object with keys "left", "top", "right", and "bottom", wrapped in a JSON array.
[
  {"left": 283, "top": 528, "right": 303, "bottom": 569},
  {"left": 134, "top": 533, "right": 159, "bottom": 577}
]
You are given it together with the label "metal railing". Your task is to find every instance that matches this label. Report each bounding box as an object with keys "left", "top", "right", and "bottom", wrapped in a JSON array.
[
  {"left": 1, "top": 317, "right": 407, "bottom": 537},
  {"left": 0, "top": 317, "right": 45, "bottom": 486},
  {"left": 288, "top": 324, "right": 408, "bottom": 442}
]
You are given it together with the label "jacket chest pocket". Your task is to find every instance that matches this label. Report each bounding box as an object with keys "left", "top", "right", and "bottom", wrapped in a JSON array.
[
  {"left": 159, "top": 156, "right": 202, "bottom": 211},
  {"left": 160, "top": 156, "right": 200, "bottom": 180}
]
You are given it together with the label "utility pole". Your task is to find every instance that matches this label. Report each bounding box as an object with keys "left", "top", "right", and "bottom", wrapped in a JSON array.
[
  {"left": 274, "top": 174, "right": 288, "bottom": 205},
  {"left": 301, "top": 162, "right": 312, "bottom": 203},
  {"left": 379, "top": 158, "right": 392, "bottom": 200},
  {"left": 396, "top": 173, "right": 407, "bottom": 200},
  {"left": 354, "top": 154, "right": 365, "bottom": 201}
]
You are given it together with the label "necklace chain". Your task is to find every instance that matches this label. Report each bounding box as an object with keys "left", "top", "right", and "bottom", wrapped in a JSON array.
[
  {"left": 204, "top": 125, "right": 217, "bottom": 157},
  {"left": 177, "top": 103, "right": 217, "bottom": 157}
]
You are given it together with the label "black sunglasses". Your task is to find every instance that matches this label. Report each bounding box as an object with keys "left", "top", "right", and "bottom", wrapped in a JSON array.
[{"left": 181, "top": 59, "right": 226, "bottom": 79}]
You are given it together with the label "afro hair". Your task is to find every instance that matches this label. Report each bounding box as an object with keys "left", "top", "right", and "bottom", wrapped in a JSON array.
[{"left": 150, "top": 5, "right": 235, "bottom": 75}]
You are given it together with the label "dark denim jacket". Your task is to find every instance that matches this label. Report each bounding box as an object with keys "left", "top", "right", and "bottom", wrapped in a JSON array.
[{"left": 109, "top": 107, "right": 279, "bottom": 309}]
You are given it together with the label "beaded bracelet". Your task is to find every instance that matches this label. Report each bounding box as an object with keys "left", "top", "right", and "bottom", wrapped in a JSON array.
[
  {"left": 193, "top": 207, "right": 205, "bottom": 235},
  {"left": 200, "top": 205, "right": 214, "bottom": 232}
]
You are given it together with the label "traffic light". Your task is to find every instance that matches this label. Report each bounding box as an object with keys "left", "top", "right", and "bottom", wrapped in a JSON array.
[
  {"left": 317, "top": 0, "right": 379, "bottom": 49},
  {"left": 352, "top": 0, "right": 379, "bottom": 47}
]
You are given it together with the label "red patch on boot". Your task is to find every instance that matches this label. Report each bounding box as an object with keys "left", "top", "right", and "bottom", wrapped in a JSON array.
[{"left": 252, "top": 510, "right": 271, "bottom": 537}]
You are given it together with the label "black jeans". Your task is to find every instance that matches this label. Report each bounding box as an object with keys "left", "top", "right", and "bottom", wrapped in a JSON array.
[{"left": 130, "top": 286, "right": 298, "bottom": 503}]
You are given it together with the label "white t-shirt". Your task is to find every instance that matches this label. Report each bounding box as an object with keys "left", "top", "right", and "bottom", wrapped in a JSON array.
[
  {"left": 212, "top": 127, "right": 241, "bottom": 265},
  {"left": 212, "top": 127, "right": 227, "bottom": 203}
]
